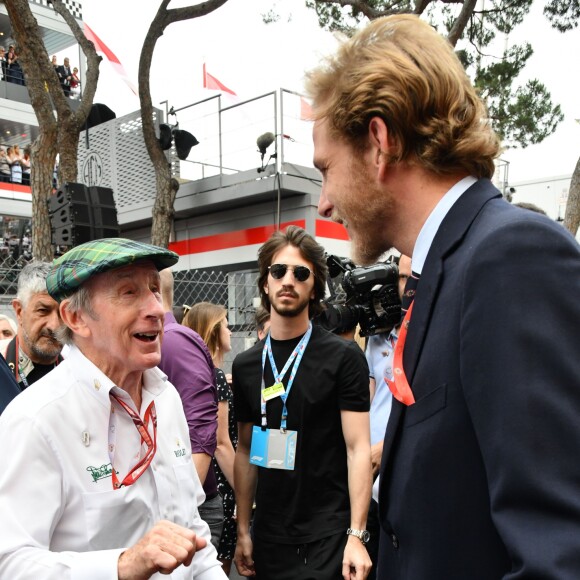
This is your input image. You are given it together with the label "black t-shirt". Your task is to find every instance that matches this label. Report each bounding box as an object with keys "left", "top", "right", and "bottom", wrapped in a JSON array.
[{"left": 233, "top": 325, "right": 369, "bottom": 543}]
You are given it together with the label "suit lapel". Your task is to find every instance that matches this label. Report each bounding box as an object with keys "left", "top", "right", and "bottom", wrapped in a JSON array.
[
  {"left": 379, "top": 179, "right": 501, "bottom": 489},
  {"left": 405, "top": 179, "right": 500, "bottom": 383}
]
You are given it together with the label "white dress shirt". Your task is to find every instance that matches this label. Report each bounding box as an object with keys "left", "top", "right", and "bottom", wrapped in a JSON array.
[
  {"left": 412, "top": 176, "right": 477, "bottom": 274},
  {"left": 0, "top": 345, "right": 226, "bottom": 580}
]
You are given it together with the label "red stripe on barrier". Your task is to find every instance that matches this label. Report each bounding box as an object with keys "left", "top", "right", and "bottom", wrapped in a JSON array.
[
  {"left": 169, "top": 220, "right": 306, "bottom": 256},
  {"left": 315, "top": 219, "right": 349, "bottom": 241},
  {"left": 0, "top": 183, "right": 31, "bottom": 194}
]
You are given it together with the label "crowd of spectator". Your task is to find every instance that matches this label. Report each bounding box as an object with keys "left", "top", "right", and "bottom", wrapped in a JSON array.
[
  {"left": 0, "top": 144, "right": 31, "bottom": 185},
  {"left": 0, "top": 45, "right": 24, "bottom": 86},
  {"left": 1, "top": 47, "right": 81, "bottom": 99}
]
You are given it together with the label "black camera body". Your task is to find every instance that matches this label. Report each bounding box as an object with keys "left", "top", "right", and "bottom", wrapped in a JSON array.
[{"left": 315, "top": 255, "right": 402, "bottom": 337}]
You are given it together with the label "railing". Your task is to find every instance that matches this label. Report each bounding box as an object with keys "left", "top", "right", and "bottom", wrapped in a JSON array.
[{"left": 165, "top": 88, "right": 315, "bottom": 184}]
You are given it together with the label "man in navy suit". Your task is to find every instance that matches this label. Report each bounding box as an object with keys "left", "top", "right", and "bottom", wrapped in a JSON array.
[{"left": 306, "top": 14, "right": 580, "bottom": 580}]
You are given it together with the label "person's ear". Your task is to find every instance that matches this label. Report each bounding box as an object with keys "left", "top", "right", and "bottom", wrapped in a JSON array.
[
  {"left": 368, "top": 117, "right": 391, "bottom": 181},
  {"left": 59, "top": 301, "right": 91, "bottom": 339},
  {"left": 11, "top": 298, "right": 23, "bottom": 326}
]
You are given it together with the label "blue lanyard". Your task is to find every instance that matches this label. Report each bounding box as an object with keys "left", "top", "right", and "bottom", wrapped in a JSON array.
[{"left": 261, "top": 323, "right": 312, "bottom": 431}]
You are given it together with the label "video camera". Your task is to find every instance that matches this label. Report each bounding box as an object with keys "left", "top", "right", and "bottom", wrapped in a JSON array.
[{"left": 314, "top": 254, "right": 402, "bottom": 337}]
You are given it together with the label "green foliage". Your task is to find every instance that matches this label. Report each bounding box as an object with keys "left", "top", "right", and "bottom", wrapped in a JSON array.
[
  {"left": 503, "top": 80, "right": 563, "bottom": 147},
  {"left": 484, "top": 0, "right": 534, "bottom": 34},
  {"left": 475, "top": 43, "right": 534, "bottom": 101},
  {"left": 544, "top": 0, "right": 580, "bottom": 31},
  {"left": 476, "top": 54, "right": 564, "bottom": 148},
  {"left": 305, "top": 0, "right": 360, "bottom": 35}
]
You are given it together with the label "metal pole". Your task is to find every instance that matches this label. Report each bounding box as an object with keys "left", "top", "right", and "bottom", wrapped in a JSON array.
[{"left": 218, "top": 95, "right": 223, "bottom": 188}]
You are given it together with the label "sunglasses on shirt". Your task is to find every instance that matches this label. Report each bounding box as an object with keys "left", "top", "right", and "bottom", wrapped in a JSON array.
[{"left": 268, "top": 263, "right": 312, "bottom": 282}]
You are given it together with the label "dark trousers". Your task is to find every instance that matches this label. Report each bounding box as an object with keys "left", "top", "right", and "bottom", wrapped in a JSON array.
[
  {"left": 253, "top": 531, "right": 348, "bottom": 580},
  {"left": 366, "top": 499, "right": 380, "bottom": 580}
]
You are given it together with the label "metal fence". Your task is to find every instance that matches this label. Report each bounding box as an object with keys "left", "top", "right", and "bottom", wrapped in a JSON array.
[
  {"left": 0, "top": 255, "right": 30, "bottom": 301},
  {"left": 0, "top": 260, "right": 261, "bottom": 373},
  {"left": 173, "top": 269, "right": 261, "bottom": 373}
]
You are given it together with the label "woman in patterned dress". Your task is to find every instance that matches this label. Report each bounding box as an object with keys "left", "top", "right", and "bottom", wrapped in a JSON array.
[{"left": 183, "top": 302, "right": 236, "bottom": 575}]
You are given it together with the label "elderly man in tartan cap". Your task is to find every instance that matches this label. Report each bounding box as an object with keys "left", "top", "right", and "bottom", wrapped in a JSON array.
[{"left": 0, "top": 238, "right": 227, "bottom": 580}]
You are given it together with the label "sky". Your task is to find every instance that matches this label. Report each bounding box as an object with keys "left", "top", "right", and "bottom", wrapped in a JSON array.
[{"left": 71, "top": 0, "right": 580, "bottom": 185}]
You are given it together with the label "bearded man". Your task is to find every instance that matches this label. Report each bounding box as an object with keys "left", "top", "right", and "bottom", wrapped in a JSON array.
[
  {"left": 2, "top": 261, "right": 63, "bottom": 391},
  {"left": 233, "top": 226, "right": 372, "bottom": 580}
]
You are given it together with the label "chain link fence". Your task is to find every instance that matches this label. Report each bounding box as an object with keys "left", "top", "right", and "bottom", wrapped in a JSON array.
[
  {"left": 173, "top": 269, "right": 261, "bottom": 373},
  {"left": 0, "top": 255, "right": 30, "bottom": 307}
]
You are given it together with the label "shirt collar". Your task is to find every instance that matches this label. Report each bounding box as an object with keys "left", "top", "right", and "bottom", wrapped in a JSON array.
[
  {"left": 412, "top": 176, "right": 477, "bottom": 275},
  {"left": 66, "top": 344, "right": 169, "bottom": 408}
]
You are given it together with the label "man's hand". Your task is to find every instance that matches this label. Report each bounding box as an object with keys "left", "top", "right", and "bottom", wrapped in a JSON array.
[
  {"left": 118, "top": 520, "right": 207, "bottom": 580},
  {"left": 234, "top": 532, "right": 256, "bottom": 577},
  {"left": 342, "top": 535, "right": 372, "bottom": 580}
]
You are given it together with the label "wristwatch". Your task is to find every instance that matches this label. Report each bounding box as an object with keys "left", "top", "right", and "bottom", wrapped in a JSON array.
[{"left": 346, "top": 528, "right": 371, "bottom": 544}]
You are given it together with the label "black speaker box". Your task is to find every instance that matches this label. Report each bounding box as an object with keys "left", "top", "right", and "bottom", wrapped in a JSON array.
[
  {"left": 48, "top": 182, "right": 90, "bottom": 214},
  {"left": 49, "top": 183, "right": 120, "bottom": 247}
]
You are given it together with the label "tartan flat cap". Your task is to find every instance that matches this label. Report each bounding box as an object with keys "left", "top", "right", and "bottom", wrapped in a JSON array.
[{"left": 46, "top": 238, "right": 179, "bottom": 302}]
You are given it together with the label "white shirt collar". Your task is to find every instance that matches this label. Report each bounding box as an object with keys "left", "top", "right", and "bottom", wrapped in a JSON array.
[
  {"left": 66, "top": 344, "right": 168, "bottom": 409},
  {"left": 412, "top": 176, "right": 477, "bottom": 275}
]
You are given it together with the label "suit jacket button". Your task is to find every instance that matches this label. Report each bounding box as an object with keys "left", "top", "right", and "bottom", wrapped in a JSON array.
[{"left": 391, "top": 533, "right": 399, "bottom": 549}]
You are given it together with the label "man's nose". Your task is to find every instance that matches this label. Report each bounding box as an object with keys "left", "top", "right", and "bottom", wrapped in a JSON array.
[
  {"left": 318, "top": 188, "right": 332, "bottom": 218},
  {"left": 46, "top": 309, "right": 61, "bottom": 331},
  {"left": 145, "top": 289, "right": 165, "bottom": 318}
]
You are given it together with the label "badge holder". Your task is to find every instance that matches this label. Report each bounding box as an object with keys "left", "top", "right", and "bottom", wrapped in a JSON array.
[{"left": 250, "top": 425, "right": 297, "bottom": 470}]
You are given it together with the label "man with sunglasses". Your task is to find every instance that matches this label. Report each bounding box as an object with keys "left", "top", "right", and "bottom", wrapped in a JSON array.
[{"left": 233, "top": 226, "right": 372, "bottom": 580}]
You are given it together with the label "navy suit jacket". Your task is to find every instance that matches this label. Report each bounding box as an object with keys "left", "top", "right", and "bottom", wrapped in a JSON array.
[
  {"left": 378, "top": 179, "right": 580, "bottom": 579},
  {"left": 0, "top": 355, "right": 20, "bottom": 415}
]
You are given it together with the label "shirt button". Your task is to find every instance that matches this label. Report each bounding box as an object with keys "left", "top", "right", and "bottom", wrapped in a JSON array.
[{"left": 391, "top": 533, "right": 399, "bottom": 549}]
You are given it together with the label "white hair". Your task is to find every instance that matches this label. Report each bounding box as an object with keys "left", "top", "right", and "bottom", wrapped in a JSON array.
[
  {"left": 0, "top": 314, "right": 17, "bottom": 334},
  {"left": 16, "top": 261, "right": 53, "bottom": 307}
]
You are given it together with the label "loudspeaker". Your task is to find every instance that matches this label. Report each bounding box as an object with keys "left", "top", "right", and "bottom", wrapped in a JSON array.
[
  {"left": 173, "top": 129, "right": 199, "bottom": 160},
  {"left": 158, "top": 124, "right": 172, "bottom": 150},
  {"left": 47, "top": 182, "right": 88, "bottom": 214},
  {"left": 48, "top": 182, "right": 120, "bottom": 247},
  {"left": 86, "top": 103, "right": 116, "bottom": 129}
]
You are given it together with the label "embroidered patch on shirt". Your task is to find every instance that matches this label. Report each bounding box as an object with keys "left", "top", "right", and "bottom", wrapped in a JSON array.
[{"left": 86, "top": 463, "right": 115, "bottom": 483}]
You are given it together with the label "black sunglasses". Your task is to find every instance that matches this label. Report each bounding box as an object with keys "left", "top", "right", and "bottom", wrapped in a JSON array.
[{"left": 268, "top": 263, "right": 312, "bottom": 282}]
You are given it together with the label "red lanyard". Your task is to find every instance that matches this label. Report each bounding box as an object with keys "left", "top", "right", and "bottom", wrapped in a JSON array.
[
  {"left": 386, "top": 302, "right": 416, "bottom": 406},
  {"left": 109, "top": 393, "right": 157, "bottom": 489}
]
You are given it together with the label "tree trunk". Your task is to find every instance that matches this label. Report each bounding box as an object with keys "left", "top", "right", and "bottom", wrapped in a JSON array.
[
  {"left": 563, "top": 155, "right": 580, "bottom": 237},
  {"left": 138, "top": 0, "right": 229, "bottom": 248},
  {"left": 30, "top": 130, "right": 58, "bottom": 261},
  {"left": 57, "top": 115, "right": 82, "bottom": 184}
]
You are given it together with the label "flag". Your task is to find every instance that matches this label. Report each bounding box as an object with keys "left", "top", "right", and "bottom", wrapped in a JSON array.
[
  {"left": 84, "top": 23, "right": 138, "bottom": 96},
  {"left": 203, "top": 63, "right": 237, "bottom": 97},
  {"left": 300, "top": 97, "right": 313, "bottom": 121}
]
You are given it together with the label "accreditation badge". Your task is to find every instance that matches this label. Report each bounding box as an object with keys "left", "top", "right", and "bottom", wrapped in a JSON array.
[
  {"left": 250, "top": 426, "right": 297, "bottom": 470},
  {"left": 262, "top": 382, "right": 285, "bottom": 401}
]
